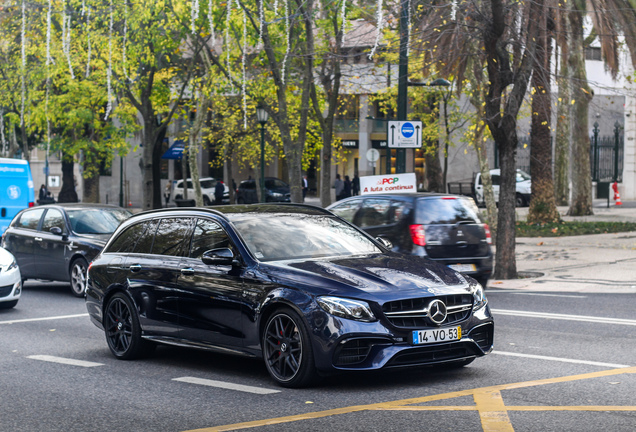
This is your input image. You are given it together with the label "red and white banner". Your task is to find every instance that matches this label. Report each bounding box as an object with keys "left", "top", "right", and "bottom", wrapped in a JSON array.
[{"left": 359, "top": 173, "right": 417, "bottom": 195}]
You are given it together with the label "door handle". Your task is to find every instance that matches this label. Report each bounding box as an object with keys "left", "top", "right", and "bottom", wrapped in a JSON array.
[
  {"left": 34, "top": 237, "right": 43, "bottom": 242},
  {"left": 181, "top": 268, "right": 195, "bottom": 276},
  {"left": 129, "top": 264, "right": 142, "bottom": 272}
]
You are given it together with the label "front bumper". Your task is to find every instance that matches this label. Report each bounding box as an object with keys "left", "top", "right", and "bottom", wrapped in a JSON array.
[{"left": 309, "top": 304, "right": 494, "bottom": 372}]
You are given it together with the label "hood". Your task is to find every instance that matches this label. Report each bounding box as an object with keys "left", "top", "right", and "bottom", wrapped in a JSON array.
[{"left": 261, "top": 253, "right": 470, "bottom": 303}]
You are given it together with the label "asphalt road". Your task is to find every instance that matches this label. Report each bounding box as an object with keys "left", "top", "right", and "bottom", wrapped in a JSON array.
[{"left": 2, "top": 278, "right": 635, "bottom": 432}]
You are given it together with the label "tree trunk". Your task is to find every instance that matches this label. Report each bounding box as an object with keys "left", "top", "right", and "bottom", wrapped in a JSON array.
[
  {"left": 567, "top": 7, "right": 594, "bottom": 216},
  {"left": 554, "top": 20, "right": 571, "bottom": 206},
  {"left": 484, "top": 0, "right": 541, "bottom": 280},
  {"left": 473, "top": 124, "right": 497, "bottom": 242},
  {"left": 527, "top": 11, "right": 560, "bottom": 224},
  {"left": 82, "top": 170, "right": 100, "bottom": 203},
  {"left": 57, "top": 154, "right": 78, "bottom": 203},
  {"left": 425, "top": 144, "right": 444, "bottom": 192},
  {"left": 188, "top": 95, "right": 210, "bottom": 207}
]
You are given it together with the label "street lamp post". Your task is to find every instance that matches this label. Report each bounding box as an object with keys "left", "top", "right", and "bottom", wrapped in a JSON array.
[{"left": 256, "top": 103, "right": 269, "bottom": 203}]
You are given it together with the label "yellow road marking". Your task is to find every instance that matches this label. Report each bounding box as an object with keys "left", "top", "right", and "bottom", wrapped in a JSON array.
[
  {"left": 185, "top": 366, "right": 636, "bottom": 432},
  {"left": 474, "top": 390, "right": 515, "bottom": 432}
]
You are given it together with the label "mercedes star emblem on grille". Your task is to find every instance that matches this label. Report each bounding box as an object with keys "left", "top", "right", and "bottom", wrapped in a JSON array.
[{"left": 428, "top": 299, "right": 448, "bottom": 325}]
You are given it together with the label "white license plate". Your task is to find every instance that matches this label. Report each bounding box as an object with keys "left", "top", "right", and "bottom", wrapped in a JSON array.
[
  {"left": 412, "top": 326, "right": 461, "bottom": 345},
  {"left": 448, "top": 263, "right": 476, "bottom": 272}
]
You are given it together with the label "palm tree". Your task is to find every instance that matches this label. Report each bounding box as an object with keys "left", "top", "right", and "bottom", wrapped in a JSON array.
[{"left": 557, "top": 0, "right": 636, "bottom": 215}]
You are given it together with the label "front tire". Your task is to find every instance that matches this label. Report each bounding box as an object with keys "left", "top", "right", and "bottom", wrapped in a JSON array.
[
  {"left": 69, "top": 257, "right": 88, "bottom": 297},
  {"left": 104, "top": 293, "right": 154, "bottom": 360},
  {"left": 515, "top": 193, "right": 526, "bottom": 207},
  {"left": 262, "top": 308, "right": 316, "bottom": 388}
]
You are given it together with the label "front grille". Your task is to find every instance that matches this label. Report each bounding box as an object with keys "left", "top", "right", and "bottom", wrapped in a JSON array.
[
  {"left": 386, "top": 342, "right": 479, "bottom": 367},
  {"left": 469, "top": 323, "right": 494, "bottom": 351},
  {"left": 334, "top": 339, "right": 383, "bottom": 366},
  {"left": 382, "top": 294, "right": 473, "bottom": 328},
  {"left": 0, "top": 284, "right": 14, "bottom": 298}
]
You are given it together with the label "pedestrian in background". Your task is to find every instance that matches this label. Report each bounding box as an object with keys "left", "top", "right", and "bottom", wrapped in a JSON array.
[
  {"left": 214, "top": 180, "right": 225, "bottom": 205},
  {"left": 343, "top": 175, "right": 352, "bottom": 199},
  {"left": 302, "top": 175, "right": 308, "bottom": 202},
  {"left": 163, "top": 183, "right": 171, "bottom": 207},
  {"left": 352, "top": 174, "right": 360, "bottom": 196},
  {"left": 334, "top": 174, "right": 344, "bottom": 201},
  {"left": 38, "top": 184, "right": 47, "bottom": 203}
]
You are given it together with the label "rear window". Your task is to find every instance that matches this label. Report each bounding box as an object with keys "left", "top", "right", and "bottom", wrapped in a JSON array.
[{"left": 415, "top": 197, "right": 481, "bottom": 225}]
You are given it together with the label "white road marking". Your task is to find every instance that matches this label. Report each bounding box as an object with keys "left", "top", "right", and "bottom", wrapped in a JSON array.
[
  {"left": 506, "top": 292, "right": 587, "bottom": 298},
  {"left": 493, "top": 351, "right": 630, "bottom": 369},
  {"left": 27, "top": 355, "right": 104, "bottom": 368},
  {"left": 0, "top": 313, "right": 89, "bottom": 325},
  {"left": 491, "top": 309, "right": 636, "bottom": 326},
  {"left": 173, "top": 377, "right": 281, "bottom": 394}
]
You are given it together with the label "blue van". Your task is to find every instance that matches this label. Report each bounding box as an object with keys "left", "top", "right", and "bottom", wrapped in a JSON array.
[{"left": 0, "top": 158, "right": 35, "bottom": 234}]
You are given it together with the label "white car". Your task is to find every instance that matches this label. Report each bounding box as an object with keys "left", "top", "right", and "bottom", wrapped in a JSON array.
[
  {"left": 474, "top": 169, "right": 531, "bottom": 207},
  {"left": 172, "top": 177, "right": 230, "bottom": 205},
  {"left": 0, "top": 247, "right": 22, "bottom": 309}
]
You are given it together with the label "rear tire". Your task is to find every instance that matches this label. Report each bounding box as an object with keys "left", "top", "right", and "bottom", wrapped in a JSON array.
[
  {"left": 262, "top": 308, "right": 316, "bottom": 388},
  {"left": 104, "top": 293, "right": 155, "bottom": 360},
  {"left": 69, "top": 257, "right": 88, "bottom": 297},
  {"left": 515, "top": 193, "right": 526, "bottom": 207}
]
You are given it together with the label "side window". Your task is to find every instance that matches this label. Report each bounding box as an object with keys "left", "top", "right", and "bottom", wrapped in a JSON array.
[
  {"left": 134, "top": 220, "right": 159, "bottom": 254},
  {"left": 189, "top": 218, "right": 231, "bottom": 259},
  {"left": 106, "top": 221, "right": 152, "bottom": 253},
  {"left": 151, "top": 218, "right": 193, "bottom": 257},
  {"left": 491, "top": 175, "right": 500, "bottom": 186},
  {"left": 357, "top": 199, "right": 391, "bottom": 227},
  {"left": 17, "top": 209, "right": 45, "bottom": 230},
  {"left": 389, "top": 201, "right": 408, "bottom": 224},
  {"left": 329, "top": 199, "right": 361, "bottom": 223},
  {"left": 41, "top": 209, "right": 65, "bottom": 233}
]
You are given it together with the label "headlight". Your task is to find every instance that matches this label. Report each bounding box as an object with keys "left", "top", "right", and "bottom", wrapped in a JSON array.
[
  {"left": 317, "top": 296, "right": 376, "bottom": 322},
  {"left": 4, "top": 261, "right": 18, "bottom": 272},
  {"left": 270, "top": 192, "right": 283, "bottom": 198},
  {"left": 469, "top": 281, "right": 487, "bottom": 311}
]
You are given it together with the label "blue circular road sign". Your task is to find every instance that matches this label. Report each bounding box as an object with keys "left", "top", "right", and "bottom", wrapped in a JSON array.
[{"left": 401, "top": 122, "right": 415, "bottom": 138}]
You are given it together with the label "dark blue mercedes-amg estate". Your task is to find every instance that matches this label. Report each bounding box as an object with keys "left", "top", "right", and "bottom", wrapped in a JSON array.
[{"left": 85, "top": 204, "right": 493, "bottom": 387}]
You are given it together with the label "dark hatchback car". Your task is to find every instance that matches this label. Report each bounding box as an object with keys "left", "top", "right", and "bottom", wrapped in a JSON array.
[
  {"left": 2, "top": 204, "right": 131, "bottom": 297},
  {"left": 85, "top": 204, "right": 493, "bottom": 387},
  {"left": 236, "top": 177, "right": 291, "bottom": 204},
  {"left": 327, "top": 193, "right": 493, "bottom": 287}
]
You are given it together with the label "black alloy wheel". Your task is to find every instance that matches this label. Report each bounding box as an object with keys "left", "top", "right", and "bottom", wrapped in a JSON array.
[
  {"left": 104, "top": 293, "right": 154, "bottom": 360},
  {"left": 69, "top": 257, "right": 88, "bottom": 297},
  {"left": 263, "top": 309, "right": 316, "bottom": 388}
]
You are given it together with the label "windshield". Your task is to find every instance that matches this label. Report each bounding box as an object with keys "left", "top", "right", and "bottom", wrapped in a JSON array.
[
  {"left": 67, "top": 209, "right": 131, "bottom": 234},
  {"left": 230, "top": 213, "right": 381, "bottom": 262}
]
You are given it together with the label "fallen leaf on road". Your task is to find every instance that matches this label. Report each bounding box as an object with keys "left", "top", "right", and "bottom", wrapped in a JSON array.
[{"left": 537, "top": 241, "right": 544, "bottom": 246}]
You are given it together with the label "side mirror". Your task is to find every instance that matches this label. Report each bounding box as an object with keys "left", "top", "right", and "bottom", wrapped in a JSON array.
[
  {"left": 376, "top": 237, "right": 393, "bottom": 250},
  {"left": 201, "top": 248, "right": 235, "bottom": 266},
  {"left": 50, "top": 227, "right": 63, "bottom": 236}
]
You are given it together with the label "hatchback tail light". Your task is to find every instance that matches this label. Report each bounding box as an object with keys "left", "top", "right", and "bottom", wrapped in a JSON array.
[
  {"left": 409, "top": 224, "right": 426, "bottom": 246},
  {"left": 484, "top": 224, "right": 492, "bottom": 245}
]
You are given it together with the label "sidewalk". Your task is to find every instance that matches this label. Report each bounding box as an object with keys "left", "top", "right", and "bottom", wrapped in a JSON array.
[
  {"left": 515, "top": 199, "right": 636, "bottom": 223},
  {"left": 490, "top": 199, "right": 636, "bottom": 293}
]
